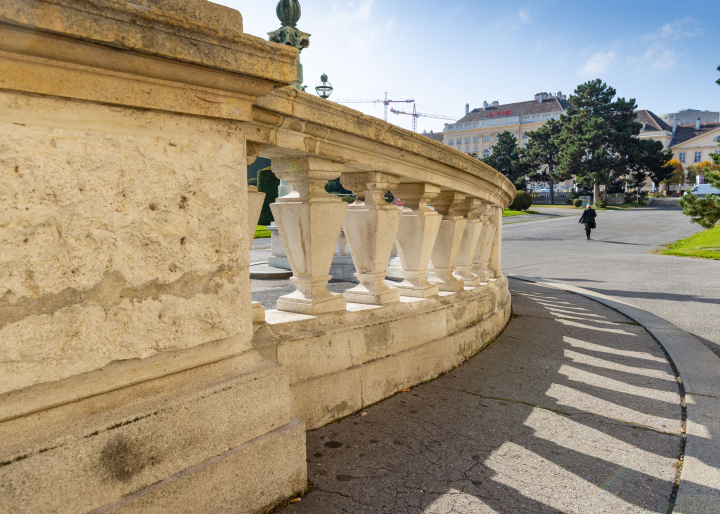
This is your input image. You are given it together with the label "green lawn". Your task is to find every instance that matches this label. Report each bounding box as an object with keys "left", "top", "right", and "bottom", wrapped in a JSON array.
[
  {"left": 531, "top": 202, "right": 645, "bottom": 210},
  {"left": 503, "top": 209, "right": 541, "bottom": 217},
  {"left": 254, "top": 225, "right": 271, "bottom": 238},
  {"left": 658, "top": 225, "right": 720, "bottom": 260}
]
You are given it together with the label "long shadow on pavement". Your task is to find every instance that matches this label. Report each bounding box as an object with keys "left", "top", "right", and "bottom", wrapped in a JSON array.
[{"left": 286, "top": 279, "right": 686, "bottom": 513}]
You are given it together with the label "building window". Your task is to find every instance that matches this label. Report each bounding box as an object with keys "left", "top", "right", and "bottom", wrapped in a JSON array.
[
  {"left": 465, "top": 145, "right": 470, "bottom": 152},
  {"left": 456, "top": 138, "right": 461, "bottom": 145},
  {"left": 713, "top": 136, "right": 719, "bottom": 142},
  {"left": 473, "top": 136, "right": 479, "bottom": 144},
  {"left": 679, "top": 152, "right": 685, "bottom": 163},
  {"left": 449, "top": 140, "right": 453, "bottom": 145},
  {"left": 483, "top": 149, "right": 490, "bottom": 158},
  {"left": 473, "top": 144, "right": 478, "bottom": 151},
  {"left": 522, "top": 132, "right": 528, "bottom": 139},
  {"left": 483, "top": 135, "right": 490, "bottom": 142},
  {"left": 495, "top": 134, "right": 499, "bottom": 141},
  {"left": 694, "top": 151, "right": 702, "bottom": 163},
  {"left": 464, "top": 137, "right": 470, "bottom": 144}
]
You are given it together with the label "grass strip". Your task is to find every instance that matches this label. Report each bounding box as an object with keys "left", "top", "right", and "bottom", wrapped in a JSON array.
[
  {"left": 503, "top": 209, "right": 541, "bottom": 217},
  {"left": 657, "top": 225, "right": 720, "bottom": 260},
  {"left": 254, "top": 225, "right": 271, "bottom": 238}
]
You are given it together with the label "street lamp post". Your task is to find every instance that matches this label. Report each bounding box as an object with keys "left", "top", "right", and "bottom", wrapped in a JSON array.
[{"left": 315, "top": 73, "right": 333, "bottom": 99}]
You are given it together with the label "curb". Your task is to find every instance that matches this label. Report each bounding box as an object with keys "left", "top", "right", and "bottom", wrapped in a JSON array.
[{"left": 508, "top": 275, "right": 720, "bottom": 513}]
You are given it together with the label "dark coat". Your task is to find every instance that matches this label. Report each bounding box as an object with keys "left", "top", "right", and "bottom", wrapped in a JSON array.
[{"left": 579, "top": 208, "right": 597, "bottom": 224}]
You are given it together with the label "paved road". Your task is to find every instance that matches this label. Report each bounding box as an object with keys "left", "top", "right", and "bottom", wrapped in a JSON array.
[
  {"left": 503, "top": 207, "right": 579, "bottom": 225},
  {"left": 502, "top": 204, "right": 720, "bottom": 357},
  {"left": 287, "top": 280, "right": 682, "bottom": 513}
]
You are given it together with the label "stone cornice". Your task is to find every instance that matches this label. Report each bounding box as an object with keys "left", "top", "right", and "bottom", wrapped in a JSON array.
[
  {"left": 251, "top": 88, "right": 516, "bottom": 208},
  {"left": 0, "top": 0, "right": 298, "bottom": 85}
]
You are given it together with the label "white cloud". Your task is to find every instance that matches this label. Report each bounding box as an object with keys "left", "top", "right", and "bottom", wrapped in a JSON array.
[
  {"left": 328, "top": 0, "right": 373, "bottom": 25},
  {"left": 518, "top": 9, "right": 530, "bottom": 24},
  {"left": 629, "top": 17, "right": 702, "bottom": 71},
  {"left": 578, "top": 51, "right": 616, "bottom": 76}
]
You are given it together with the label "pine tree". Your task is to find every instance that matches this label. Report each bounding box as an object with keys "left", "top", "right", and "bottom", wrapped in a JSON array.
[
  {"left": 524, "top": 118, "right": 562, "bottom": 204},
  {"left": 555, "top": 80, "right": 668, "bottom": 203},
  {"left": 678, "top": 69, "right": 720, "bottom": 228},
  {"left": 482, "top": 131, "right": 534, "bottom": 188}
]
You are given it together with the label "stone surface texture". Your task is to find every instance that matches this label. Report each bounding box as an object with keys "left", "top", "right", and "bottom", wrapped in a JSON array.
[{"left": 0, "top": 0, "right": 517, "bottom": 511}]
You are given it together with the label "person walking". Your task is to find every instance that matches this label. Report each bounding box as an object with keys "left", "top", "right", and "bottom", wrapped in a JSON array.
[{"left": 579, "top": 204, "right": 597, "bottom": 240}]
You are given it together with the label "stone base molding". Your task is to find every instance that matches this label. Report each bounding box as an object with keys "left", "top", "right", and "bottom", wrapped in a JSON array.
[
  {"left": 0, "top": 352, "right": 306, "bottom": 513},
  {"left": 253, "top": 276, "right": 511, "bottom": 430}
]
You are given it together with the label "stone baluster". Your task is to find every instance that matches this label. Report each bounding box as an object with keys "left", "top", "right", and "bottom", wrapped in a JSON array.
[
  {"left": 270, "top": 157, "right": 348, "bottom": 314},
  {"left": 247, "top": 185, "right": 267, "bottom": 323},
  {"left": 471, "top": 205, "right": 494, "bottom": 282},
  {"left": 340, "top": 172, "right": 402, "bottom": 304},
  {"left": 429, "top": 191, "right": 467, "bottom": 292},
  {"left": 453, "top": 197, "right": 485, "bottom": 287},
  {"left": 391, "top": 183, "right": 442, "bottom": 297},
  {"left": 480, "top": 206, "right": 502, "bottom": 282},
  {"left": 488, "top": 204, "right": 503, "bottom": 279}
]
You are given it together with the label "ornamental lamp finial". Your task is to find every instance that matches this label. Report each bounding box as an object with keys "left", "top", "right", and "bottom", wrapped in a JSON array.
[{"left": 276, "top": 0, "right": 301, "bottom": 28}]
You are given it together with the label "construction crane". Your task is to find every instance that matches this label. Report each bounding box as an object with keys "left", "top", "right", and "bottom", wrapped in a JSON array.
[
  {"left": 334, "top": 92, "right": 414, "bottom": 121},
  {"left": 390, "top": 105, "right": 456, "bottom": 133}
]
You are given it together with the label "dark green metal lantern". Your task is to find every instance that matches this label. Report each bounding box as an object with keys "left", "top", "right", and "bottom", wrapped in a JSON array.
[{"left": 315, "top": 73, "right": 333, "bottom": 99}]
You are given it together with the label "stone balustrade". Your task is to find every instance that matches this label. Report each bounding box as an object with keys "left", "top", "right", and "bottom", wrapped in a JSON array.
[
  {"left": 0, "top": 1, "right": 514, "bottom": 512},
  {"left": 245, "top": 88, "right": 514, "bottom": 317}
]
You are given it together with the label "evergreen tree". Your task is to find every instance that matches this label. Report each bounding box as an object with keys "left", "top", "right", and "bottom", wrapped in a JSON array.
[
  {"left": 524, "top": 118, "right": 562, "bottom": 204},
  {"left": 555, "top": 80, "right": 668, "bottom": 202},
  {"left": 482, "top": 131, "right": 534, "bottom": 188},
  {"left": 678, "top": 69, "right": 720, "bottom": 228},
  {"left": 257, "top": 167, "right": 280, "bottom": 225},
  {"left": 625, "top": 172, "right": 647, "bottom": 204}
]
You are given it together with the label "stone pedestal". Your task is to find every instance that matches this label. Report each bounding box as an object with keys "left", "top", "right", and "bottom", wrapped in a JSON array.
[
  {"left": 391, "top": 183, "right": 442, "bottom": 298},
  {"left": 270, "top": 157, "right": 348, "bottom": 315},
  {"left": 453, "top": 197, "right": 485, "bottom": 287},
  {"left": 341, "top": 172, "right": 402, "bottom": 305},
  {"left": 429, "top": 192, "right": 467, "bottom": 292}
]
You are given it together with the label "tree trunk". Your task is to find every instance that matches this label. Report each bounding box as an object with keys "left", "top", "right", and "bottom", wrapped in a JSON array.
[
  {"left": 549, "top": 163, "right": 554, "bottom": 206},
  {"left": 593, "top": 181, "right": 600, "bottom": 205}
]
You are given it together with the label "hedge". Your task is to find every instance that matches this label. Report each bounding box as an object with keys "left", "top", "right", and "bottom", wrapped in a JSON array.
[{"left": 257, "top": 166, "right": 279, "bottom": 225}]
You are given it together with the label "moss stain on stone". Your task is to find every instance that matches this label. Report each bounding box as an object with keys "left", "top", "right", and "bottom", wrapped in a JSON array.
[{"left": 100, "top": 436, "right": 160, "bottom": 483}]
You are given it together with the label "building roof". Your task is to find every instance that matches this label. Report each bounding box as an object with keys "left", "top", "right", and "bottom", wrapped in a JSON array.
[
  {"left": 635, "top": 110, "right": 672, "bottom": 132},
  {"left": 671, "top": 122, "right": 720, "bottom": 146},
  {"left": 456, "top": 97, "right": 571, "bottom": 123},
  {"left": 424, "top": 131, "right": 444, "bottom": 142}
]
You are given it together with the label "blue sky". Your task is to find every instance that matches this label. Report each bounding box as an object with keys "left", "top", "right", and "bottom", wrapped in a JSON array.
[{"left": 220, "top": 1, "right": 719, "bottom": 133}]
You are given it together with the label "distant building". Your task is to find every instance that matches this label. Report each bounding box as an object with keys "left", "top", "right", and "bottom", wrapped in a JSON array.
[
  {"left": 637, "top": 110, "right": 720, "bottom": 189},
  {"left": 442, "top": 92, "right": 569, "bottom": 156},
  {"left": 659, "top": 109, "right": 719, "bottom": 126},
  {"left": 423, "top": 130, "right": 444, "bottom": 143},
  {"left": 441, "top": 92, "right": 574, "bottom": 192}
]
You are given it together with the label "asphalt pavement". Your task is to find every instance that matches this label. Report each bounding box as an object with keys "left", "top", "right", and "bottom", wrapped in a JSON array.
[
  {"left": 286, "top": 280, "right": 684, "bottom": 513},
  {"left": 502, "top": 204, "right": 720, "bottom": 358}
]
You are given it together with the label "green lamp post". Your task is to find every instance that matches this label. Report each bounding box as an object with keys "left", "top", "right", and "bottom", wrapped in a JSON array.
[
  {"left": 268, "top": 0, "right": 310, "bottom": 90},
  {"left": 315, "top": 73, "right": 333, "bottom": 99}
]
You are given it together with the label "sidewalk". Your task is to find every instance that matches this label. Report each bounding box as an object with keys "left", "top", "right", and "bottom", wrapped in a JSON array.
[{"left": 284, "top": 279, "right": 688, "bottom": 513}]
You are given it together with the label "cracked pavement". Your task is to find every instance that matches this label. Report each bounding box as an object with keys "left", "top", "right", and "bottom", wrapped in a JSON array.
[{"left": 284, "top": 279, "right": 683, "bottom": 513}]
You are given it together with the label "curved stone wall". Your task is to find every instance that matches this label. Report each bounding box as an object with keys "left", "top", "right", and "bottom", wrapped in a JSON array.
[{"left": 254, "top": 277, "right": 511, "bottom": 430}]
